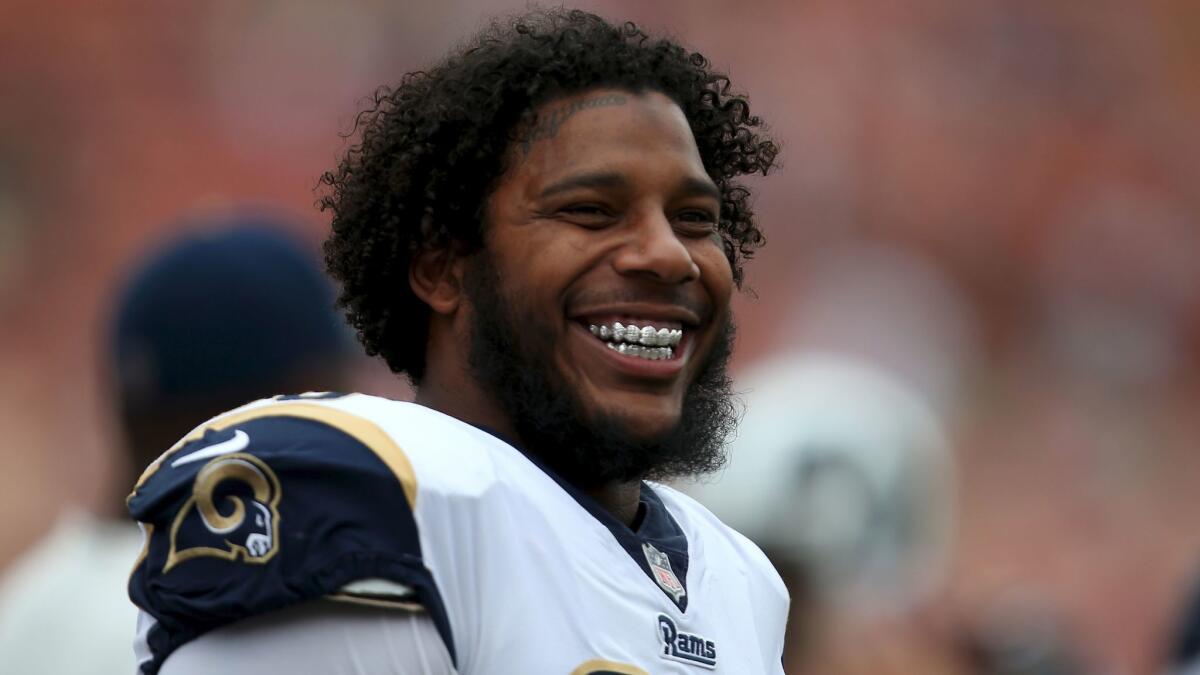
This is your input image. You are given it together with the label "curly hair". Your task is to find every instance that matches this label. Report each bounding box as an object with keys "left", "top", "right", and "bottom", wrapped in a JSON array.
[{"left": 320, "top": 8, "right": 777, "bottom": 383}]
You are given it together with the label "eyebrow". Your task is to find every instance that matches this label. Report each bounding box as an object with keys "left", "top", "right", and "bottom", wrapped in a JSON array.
[
  {"left": 537, "top": 171, "right": 722, "bottom": 202},
  {"left": 538, "top": 171, "right": 628, "bottom": 199},
  {"left": 678, "top": 176, "right": 722, "bottom": 202}
]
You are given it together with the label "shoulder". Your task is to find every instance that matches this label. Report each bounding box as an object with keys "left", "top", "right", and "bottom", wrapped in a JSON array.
[
  {"left": 130, "top": 393, "right": 501, "bottom": 512},
  {"left": 128, "top": 393, "right": 475, "bottom": 674},
  {"left": 132, "top": 393, "right": 406, "bottom": 508}
]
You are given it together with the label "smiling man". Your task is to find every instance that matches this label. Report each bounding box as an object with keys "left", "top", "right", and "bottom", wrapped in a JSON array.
[{"left": 128, "top": 9, "right": 785, "bottom": 675}]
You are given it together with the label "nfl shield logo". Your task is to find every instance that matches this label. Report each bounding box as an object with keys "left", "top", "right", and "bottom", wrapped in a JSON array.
[{"left": 643, "top": 543, "right": 685, "bottom": 602}]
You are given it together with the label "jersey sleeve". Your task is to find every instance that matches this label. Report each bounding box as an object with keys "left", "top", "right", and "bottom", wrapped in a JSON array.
[
  {"left": 156, "top": 601, "right": 455, "bottom": 675},
  {"left": 126, "top": 399, "right": 456, "bottom": 675}
]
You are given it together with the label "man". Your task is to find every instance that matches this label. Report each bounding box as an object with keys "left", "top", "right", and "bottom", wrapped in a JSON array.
[
  {"left": 0, "top": 217, "right": 351, "bottom": 675},
  {"left": 129, "top": 9, "right": 785, "bottom": 674}
]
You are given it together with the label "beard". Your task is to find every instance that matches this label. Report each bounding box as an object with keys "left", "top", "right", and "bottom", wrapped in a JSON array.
[{"left": 463, "top": 252, "right": 738, "bottom": 489}]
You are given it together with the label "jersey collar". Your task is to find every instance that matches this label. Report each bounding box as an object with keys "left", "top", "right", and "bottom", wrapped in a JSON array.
[{"left": 469, "top": 424, "right": 692, "bottom": 612}]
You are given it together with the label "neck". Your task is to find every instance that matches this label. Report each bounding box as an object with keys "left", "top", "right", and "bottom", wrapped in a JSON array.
[
  {"left": 586, "top": 480, "right": 644, "bottom": 528},
  {"left": 417, "top": 318, "right": 646, "bottom": 528},
  {"left": 413, "top": 374, "right": 519, "bottom": 443}
]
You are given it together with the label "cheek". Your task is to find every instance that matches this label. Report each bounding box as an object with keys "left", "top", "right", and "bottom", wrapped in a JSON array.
[
  {"left": 526, "top": 233, "right": 612, "bottom": 307},
  {"left": 697, "top": 248, "right": 734, "bottom": 303}
]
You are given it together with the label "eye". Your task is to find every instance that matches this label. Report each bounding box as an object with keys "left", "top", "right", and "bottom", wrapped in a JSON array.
[
  {"left": 558, "top": 203, "right": 617, "bottom": 228},
  {"left": 673, "top": 209, "right": 719, "bottom": 236},
  {"left": 677, "top": 209, "right": 717, "bottom": 223},
  {"left": 562, "top": 204, "right": 607, "bottom": 216}
]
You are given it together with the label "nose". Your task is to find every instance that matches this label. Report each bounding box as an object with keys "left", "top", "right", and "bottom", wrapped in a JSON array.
[{"left": 611, "top": 211, "right": 701, "bottom": 284}]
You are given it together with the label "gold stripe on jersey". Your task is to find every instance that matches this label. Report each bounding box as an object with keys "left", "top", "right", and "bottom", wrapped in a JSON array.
[
  {"left": 129, "top": 401, "right": 418, "bottom": 510},
  {"left": 571, "top": 660, "right": 650, "bottom": 675},
  {"left": 129, "top": 523, "right": 153, "bottom": 578},
  {"left": 326, "top": 592, "right": 425, "bottom": 612}
]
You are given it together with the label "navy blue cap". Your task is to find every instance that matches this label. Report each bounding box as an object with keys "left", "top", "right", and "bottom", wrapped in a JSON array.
[{"left": 112, "top": 216, "right": 351, "bottom": 407}]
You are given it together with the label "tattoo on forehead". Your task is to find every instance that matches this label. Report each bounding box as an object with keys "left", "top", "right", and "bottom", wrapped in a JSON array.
[{"left": 520, "top": 94, "right": 628, "bottom": 155}]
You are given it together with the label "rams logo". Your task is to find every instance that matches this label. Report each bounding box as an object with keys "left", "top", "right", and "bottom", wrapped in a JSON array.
[
  {"left": 165, "top": 453, "right": 282, "bottom": 572},
  {"left": 657, "top": 614, "right": 717, "bottom": 669}
]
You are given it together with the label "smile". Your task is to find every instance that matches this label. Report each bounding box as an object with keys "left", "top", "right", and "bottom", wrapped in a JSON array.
[{"left": 588, "top": 321, "right": 682, "bottom": 361}]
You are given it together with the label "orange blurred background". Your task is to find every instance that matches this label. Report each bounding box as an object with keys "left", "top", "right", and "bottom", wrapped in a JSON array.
[{"left": 1, "top": 1, "right": 1199, "bottom": 673}]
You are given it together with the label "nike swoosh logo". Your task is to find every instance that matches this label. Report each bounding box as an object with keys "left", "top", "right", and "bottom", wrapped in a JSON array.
[{"left": 171, "top": 430, "right": 251, "bottom": 467}]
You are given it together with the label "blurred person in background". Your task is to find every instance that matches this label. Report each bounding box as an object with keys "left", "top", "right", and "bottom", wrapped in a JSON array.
[
  {"left": 0, "top": 214, "right": 352, "bottom": 674},
  {"left": 684, "top": 350, "right": 1095, "bottom": 675},
  {"left": 125, "top": 8, "right": 786, "bottom": 675},
  {"left": 682, "top": 351, "right": 957, "bottom": 672},
  {"left": 1161, "top": 567, "right": 1200, "bottom": 675}
]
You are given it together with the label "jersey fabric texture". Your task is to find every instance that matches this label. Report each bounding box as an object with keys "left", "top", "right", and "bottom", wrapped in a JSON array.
[
  {"left": 158, "top": 600, "right": 454, "bottom": 674},
  {"left": 128, "top": 393, "right": 789, "bottom": 674}
]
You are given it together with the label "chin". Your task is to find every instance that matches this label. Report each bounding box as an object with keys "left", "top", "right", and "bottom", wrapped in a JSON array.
[{"left": 602, "top": 403, "right": 682, "bottom": 444}]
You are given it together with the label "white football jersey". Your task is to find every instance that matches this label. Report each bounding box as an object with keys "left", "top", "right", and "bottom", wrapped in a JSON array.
[{"left": 128, "top": 393, "right": 788, "bottom": 674}]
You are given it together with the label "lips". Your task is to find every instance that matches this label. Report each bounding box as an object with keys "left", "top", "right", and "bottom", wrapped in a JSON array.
[{"left": 566, "top": 297, "right": 706, "bottom": 378}]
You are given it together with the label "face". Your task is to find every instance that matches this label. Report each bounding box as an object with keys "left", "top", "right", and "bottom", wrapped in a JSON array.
[{"left": 472, "top": 89, "right": 735, "bottom": 446}]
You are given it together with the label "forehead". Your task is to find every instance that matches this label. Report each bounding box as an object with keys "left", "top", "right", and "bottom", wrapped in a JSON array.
[{"left": 506, "top": 89, "right": 711, "bottom": 192}]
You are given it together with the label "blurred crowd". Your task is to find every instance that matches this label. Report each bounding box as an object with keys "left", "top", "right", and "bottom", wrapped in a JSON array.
[{"left": 1, "top": 1, "right": 1197, "bottom": 674}]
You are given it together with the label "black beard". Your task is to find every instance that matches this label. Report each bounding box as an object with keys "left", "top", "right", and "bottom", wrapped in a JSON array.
[{"left": 463, "top": 252, "right": 737, "bottom": 489}]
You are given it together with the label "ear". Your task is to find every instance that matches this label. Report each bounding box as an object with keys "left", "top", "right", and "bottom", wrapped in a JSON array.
[{"left": 409, "top": 247, "right": 466, "bottom": 315}]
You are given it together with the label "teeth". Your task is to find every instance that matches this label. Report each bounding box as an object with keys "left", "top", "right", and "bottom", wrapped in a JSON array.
[
  {"left": 589, "top": 320, "right": 684, "bottom": 350},
  {"left": 605, "top": 343, "right": 674, "bottom": 361}
]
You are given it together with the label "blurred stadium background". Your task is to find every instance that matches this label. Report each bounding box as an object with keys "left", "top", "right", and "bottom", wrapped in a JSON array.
[{"left": 1, "top": 1, "right": 1198, "bottom": 673}]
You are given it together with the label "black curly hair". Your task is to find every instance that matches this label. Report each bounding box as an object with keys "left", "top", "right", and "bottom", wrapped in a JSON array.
[{"left": 320, "top": 8, "right": 777, "bottom": 383}]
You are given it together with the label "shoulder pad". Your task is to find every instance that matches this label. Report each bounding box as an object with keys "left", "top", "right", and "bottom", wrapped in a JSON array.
[{"left": 127, "top": 396, "right": 455, "bottom": 674}]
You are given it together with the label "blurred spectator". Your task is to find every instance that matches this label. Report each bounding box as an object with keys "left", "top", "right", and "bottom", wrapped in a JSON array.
[
  {"left": 683, "top": 352, "right": 955, "bottom": 611},
  {"left": 950, "top": 593, "right": 1094, "bottom": 675},
  {"left": 679, "top": 351, "right": 956, "bottom": 669},
  {"left": 1162, "top": 565, "right": 1200, "bottom": 675},
  {"left": 0, "top": 214, "right": 353, "bottom": 674},
  {"left": 680, "top": 351, "right": 1105, "bottom": 674}
]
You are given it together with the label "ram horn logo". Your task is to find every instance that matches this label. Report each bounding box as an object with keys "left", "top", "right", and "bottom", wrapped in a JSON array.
[{"left": 165, "top": 453, "right": 282, "bottom": 572}]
